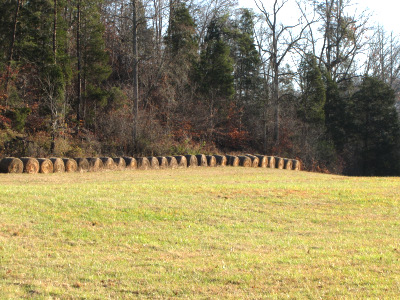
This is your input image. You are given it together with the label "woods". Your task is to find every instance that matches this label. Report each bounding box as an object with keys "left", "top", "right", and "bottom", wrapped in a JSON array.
[{"left": 0, "top": 0, "right": 399, "bottom": 176}]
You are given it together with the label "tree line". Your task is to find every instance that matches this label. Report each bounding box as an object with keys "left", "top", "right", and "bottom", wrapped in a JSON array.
[{"left": 0, "top": 0, "right": 399, "bottom": 175}]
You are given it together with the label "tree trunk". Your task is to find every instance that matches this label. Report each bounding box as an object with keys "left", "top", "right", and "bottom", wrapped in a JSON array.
[
  {"left": 132, "top": 0, "right": 139, "bottom": 153},
  {"left": 53, "top": 0, "right": 57, "bottom": 63},
  {"left": 5, "top": 0, "right": 21, "bottom": 96},
  {"left": 273, "top": 63, "right": 279, "bottom": 145},
  {"left": 77, "top": 0, "right": 82, "bottom": 123}
]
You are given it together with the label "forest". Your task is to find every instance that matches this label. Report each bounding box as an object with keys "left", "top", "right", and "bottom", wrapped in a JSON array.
[{"left": 0, "top": 0, "right": 400, "bottom": 176}]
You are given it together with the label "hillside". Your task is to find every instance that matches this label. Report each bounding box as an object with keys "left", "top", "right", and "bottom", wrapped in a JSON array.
[{"left": 0, "top": 168, "right": 399, "bottom": 298}]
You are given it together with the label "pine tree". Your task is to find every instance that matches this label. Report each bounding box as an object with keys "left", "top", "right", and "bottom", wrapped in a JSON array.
[
  {"left": 232, "top": 9, "right": 261, "bottom": 105},
  {"left": 76, "top": 0, "right": 111, "bottom": 128},
  {"left": 194, "top": 15, "right": 234, "bottom": 140},
  {"left": 298, "top": 54, "right": 326, "bottom": 126},
  {"left": 197, "top": 16, "right": 234, "bottom": 101},
  {"left": 351, "top": 76, "right": 400, "bottom": 175},
  {"left": 165, "top": 2, "right": 197, "bottom": 60},
  {"left": 164, "top": 1, "right": 198, "bottom": 101},
  {"left": 323, "top": 71, "right": 349, "bottom": 151}
]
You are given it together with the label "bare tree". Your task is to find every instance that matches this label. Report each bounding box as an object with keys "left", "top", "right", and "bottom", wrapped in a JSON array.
[
  {"left": 255, "top": 0, "right": 311, "bottom": 147},
  {"left": 39, "top": 73, "right": 66, "bottom": 154},
  {"left": 365, "top": 27, "right": 400, "bottom": 91},
  {"left": 191, "top": 0, "right": 237, "bottom": 47},
  {"left": 314, "top": 0, "right": 370, "bottom": 82}
]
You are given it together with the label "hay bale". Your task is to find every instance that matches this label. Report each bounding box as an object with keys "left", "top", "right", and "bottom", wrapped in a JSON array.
[
  {"left": 195, "top": 154, "right": 207, "bottom": 167},
  {"left": 156, "top": 156, "right": 168, "bottom": 169},
  {"left": 185, "top": 155, "right": 198, "bottom": 167},
  {"left": 147, "top": 157, "right": 160, "bottom": 169},
  {"left": 166, "top": 156, "right": 178, "bottom": 169},
  {"left": 123, "top": 157, "right": 137, "bottom": 169},
  {"left": 292, "top": 159, "right": 301, "bottom": 171},
  {"left": 226, "top": 155, "right": 239, "bottom": 167},
  {"left": 100, "top": 157, "right": 116, "bottom": 170},
  {"left": 63, "top": 158, "right": 78, "bottom": 172},
  {"left": 238, "top": 156, "right": 252, "bottom": 167},
  {"left": 137, "top": 157, "right": 150, "bottom": 170},
  {"left": 245, "top": 154, "right": 260, "bottom": 167},
  {"left": 20, "top": 157, "right": 39, "bottom": 174},
  {"left": 206, "top": 155, "right": 217, "bottom": 167},
  {"left": 174, "top": 155, "right": 187, "bottom": 168},
  {"left": 255, "top": 155, "right": 268, "bottom": 168},
  {"left": 74, "top": 158, "right": 89, "bottom": 171},
  {"left": 284, "top": 158, "right": 293, "bottom": 170},
  {"left": 37, "top": 158, "right": 53, "bottom": 174},
  {"left": 0, "top": 157, "right": 23, "bottom": 173},
  {"left": 274, "top": 157, "right": 284, "bottom": 169},
  {"left": 113, "top": 157, "right": 126, "bottom": 170},
  {"left": 50, "top": 158, "right": 65, "bottom": 173},
  {"left": 214, "top": 155, "right": 227, "bottom": 167},
  {"left": 87, "top": 158, "right": 104, "bottom": 172},
  {"left": 267, "top": 156, "right": 275, "bottom": 169}
]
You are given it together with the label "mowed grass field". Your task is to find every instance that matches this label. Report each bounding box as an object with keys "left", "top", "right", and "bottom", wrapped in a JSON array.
[{"left": 0, "top": 167, "right": 399, "bottom": 299}]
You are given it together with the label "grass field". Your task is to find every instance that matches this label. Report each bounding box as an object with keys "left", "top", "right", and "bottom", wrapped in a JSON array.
[{"left": 0, "top": 167, "right": 399, "bottom": 299}]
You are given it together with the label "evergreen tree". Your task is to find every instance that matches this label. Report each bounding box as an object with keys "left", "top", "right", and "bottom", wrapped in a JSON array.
[
  {"left": 164, "top": 1, "right": 198, "bottom": 100},
  {"left": 298, "top": 54, "right": 326, "bottom": 126},
  {"left": 76, "top": 0, "right": 111, "bottom": 128},
  {"left": 351, "top": 76, "right": 400, "bottom": 175},
  {"left": 165, "top": 2, "right": 197, "bottom": 60},
  {"left": 197, "top": 16, "right": 234, "bottom": 101},
  {"left": 324, "top": 71, "right": 349, "bottom": 150},
  {"left": 232, "top": 9, "right": 261, "bottom": 105},
  {"left": 194, "top": 15, "right": 234, "bottom": 141}
]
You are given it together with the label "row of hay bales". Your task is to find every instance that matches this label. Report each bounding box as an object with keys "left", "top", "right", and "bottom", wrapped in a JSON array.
[{"left": 0, "top": 154, "right": 300, "bottom": 174}]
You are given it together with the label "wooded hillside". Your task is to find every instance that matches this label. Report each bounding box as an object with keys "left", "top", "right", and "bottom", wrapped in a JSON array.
[{"left": 1, "top": 0, "right": 399, "bottom": 175}]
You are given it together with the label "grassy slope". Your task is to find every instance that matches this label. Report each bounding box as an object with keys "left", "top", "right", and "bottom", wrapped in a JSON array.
[{"left": 0, "top": 167, "right": 399, "bottom": 299}]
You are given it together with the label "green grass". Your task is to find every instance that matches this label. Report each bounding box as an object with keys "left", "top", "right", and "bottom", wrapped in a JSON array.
[{"left": 0, "top": 167, "right": 399, "bottom": 298}]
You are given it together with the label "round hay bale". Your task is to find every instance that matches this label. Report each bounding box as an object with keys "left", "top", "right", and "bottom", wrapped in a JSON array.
[
  {"left": 113, "top": 157, "right": 126, "bottom": 170},
  {"left": 174, "top": 156, "right": 187, "bottom": 168},
  {"left": 195, "top": 154, "right": 207, "bottom": 167},
  {"left": 267, "top": 156, "right": 275, "bottom": 169},
  {"left": 156, "top": 156, "right": 168, "bottom": 169},
  {"left": 37, "top": 158, "right": 53, "bottom": 174},
  {"left": 274, "top": 157, "right": 284, "bottom": 169},
  {"left": 123, "top": 157, "right": 137, "bottom": 169},
  {"left": 0, "top": 157, "right": 23, "bottom": 173},
  {"left": 245, "top": 154, "right": 260, "bottom": 167},
  {"left": 100, "top": 157, "right": 116, "bottom": 170},
  {"left": 214, "top": 155, "right": 227, "bottom": 166},
  {"left": 184, "top": 155, "right": 198, "bottom": 167},
  {"left": 74, "top": 158, "right": 89, "bottom": 172},
  {"left": 284, "top": 158, "right": 293, "bottom": 170},
  {"left": 292, "top": 159, "right": 301, "bottom": 171},
  {"left": 226, "top": 155, "right": 239, "bottom": 167},
  {"left": 166, "top": 156, "right": 178, "bottom": 169},
  {"left": 206, "top": 155, "right": 217, "bottom": 167},
  {"left": 63, "top": 158, "right": 78, "bottom": 172},
  {"left": 137, "top": 157, "right": 150, "bottom": 170},
  {"left": 147, "top": 157, "right": 160, "bottom": 169},
  {"left": 20, "top": 157, "right": 39, "bottom": 174},
  {"left": 255, "top": 155, "right": 268, "bottom": 168},
  {"left": 87, "top": 158, "right": 103, "bottom": 172},
  {"left": 50, "top": 158, "right": 65, "bottom": 173},
  {"left": 238, "top": 156, "right": 252, "bottom": 167}
]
